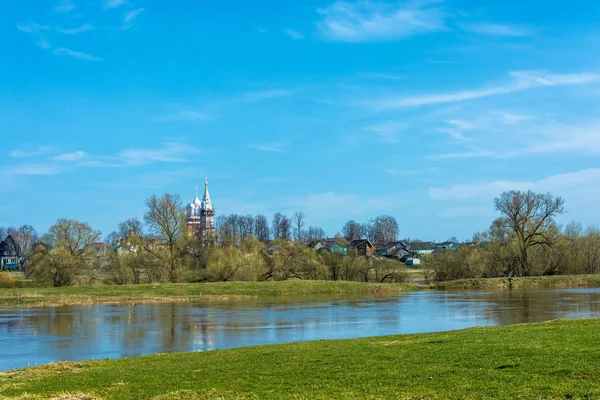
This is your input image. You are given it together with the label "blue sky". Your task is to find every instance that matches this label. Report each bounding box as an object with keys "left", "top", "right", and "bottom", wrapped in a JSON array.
[{"left": 2, "top": 0, "right": 600, "bottom": 241}]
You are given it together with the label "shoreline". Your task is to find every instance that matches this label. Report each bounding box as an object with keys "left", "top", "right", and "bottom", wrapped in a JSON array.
[
  {"left": 434, "top": 274, "right": 600, "bottom": 290},
  {"left": 2, "top": 274, "right": 600, "bottom": 308},
  {"left": 0, "top": 280, "right": 414, "bottom": 308}
]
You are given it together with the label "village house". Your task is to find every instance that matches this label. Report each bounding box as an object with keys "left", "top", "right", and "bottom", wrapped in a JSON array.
[
  {"left": 408, "top": 241, "right": 436, "bottom": 255},
  {"left": 306, "top": 239, "right": 348, "bottom": 255},
  {"left": 348, "top": 239, "right": 375, "bottom": 257},
  {"left": 375, "top": 241, "right": 410, "bottom": 259},
  {"left": 0, "top": 236, "right": 20, "bottom": 271},
  {"left": 434, "top": 241, "right": 458, "bottom": 252},
  {"left": 323, "top": 240, "right": 347, "bottom": 255}
]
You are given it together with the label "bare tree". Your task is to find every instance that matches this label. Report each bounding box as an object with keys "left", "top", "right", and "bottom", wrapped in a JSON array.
[
  {"left": 0, "top": 227, "right": 8, "bottom": 242},
  {"left": 493, "top": 190, "right": 565, "bottom": 276},
  {"left": 8, "top": 225, "right": 39, "bottom": 258},
  {"left": 293, "top": 211, "right": 306, "bottom": 242},
  {"left": 28, "top": 219, "right": 100, "bottom": 287},
  {"left": 272, "top": 213, "right": 283, "bottom": 240},
  {"left": 307, "top": 226, "right": 326, "bottom": 241},
  {"left": 368, "top": 215, "right": 399, "bottom": 244},
  {"left": 105, "top": 231, "right": 121, "bottom": 247},
  {"left": 280, "top": 215, "right": 292, "bottom": 241},
  {"left": 48, "top": 219, "right": 101, "bottom": 257},
  {"left": 254, "top": 214, "right": 270, "bottom": 242},
  {"left": 237, "top": 215, "right": 255, "bottom": 238},
  {"left": 144, "top": 193, "right": 187, "bottom": 282},
  {"left": 342, "top": 220, "right": 366, "bottom": 241},
  {"left": 582, "top": 225, "right": 600, "bottom": 274},
  {"left": 119, "top": 217, "right": 143, "bottom": 238}
]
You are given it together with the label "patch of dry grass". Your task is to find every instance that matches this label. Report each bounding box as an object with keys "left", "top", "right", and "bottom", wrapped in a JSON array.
[
  {"left": 0, "top": 272, "right": 17, "bottom": 288},
  {"left": 436, "top": 274, "right": 600, "bottom": 290},
  {"left": 0, "top": 281, "right": 415, "bottom": 308}
]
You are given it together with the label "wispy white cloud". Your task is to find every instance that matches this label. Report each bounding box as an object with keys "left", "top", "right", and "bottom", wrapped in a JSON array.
[
  {"left": 104, "top": 0, "right": 128, "bottom": 9},
  {"left": 251, "top": 143, "right": 286, "bottom": 153},
  {"left": 57, "top": 24, "right": 95, "bottom": 34},
  {"left": 519, "top": 122, "right": 600, "bottom": 156},
  {"left": 2, "top": 164, "right": 62, "bottom": 177},
  {"left": 363, "top": 72, "right": 404, "bottom": 80},
  {"left": 431, "top": 118, "right": 600, "bottom": 160},
  {"left": 317, "top": 0, "right": 445, "bottom": 42},
  {"left": 16, "top": 23, "right": 49, "bottom": 33},
  {"left": 429, "top": 168, "right": 600, "bottom": 201},
  {"left": 244, "top": 89, "right": 291, "bottom": 102},
  {"left": 459, "top": 22, "right": 533, "bottom": 37},
  {"left": 36, "top": 40, "right": 52, "bottom": 49},
  {"left": 156, "top": 89, "right": 292, "bottom": 125},
  {"left": 54, "top": 47, "right": 102, "bottom": 61},
  {"left": 286, "top": 192, "right": 401, "bottom": 220},
  {"left": 439, "top": 206, "right": 494, "bottom": 218},
  {"left": 446, "top": 119, "right": 474, "bottom": 129},
  {"left": 123, "top": 8, "right": 145, "bottom": 27},
  {"left": 498, "top": 111, "right": 533, "bottom": 125},
  {"left": 429, "top": 149, "right": 494, "bottom": 160},
  {"left": 53, "top": 151, "right": 88, "bottom": 161},
  {"left": 10, "top": 146, "right": 53, "bottom": 158},
  {"left": 55, "top": 0, "right": 75, "bottom": 13},
  {"left": 118, "top": 142, "right": 198, "bottom": 166},
  {"left": 387, "top": 168, "right": 438, "bottom": 176},
  {"left": 434, "top": 127, "right": 468, "bottom": 141},
  {"left": 284, "top": 28, "right": 305, "bottom": 39},
  {"left": 373, "top": 70, "right": 600, "bottom": 109},
  {"left": 365, "top": 120, "right": 405, "bottom": 143},
  {"left": 152, "top": 110, "right": 211, "bottom": 123}
]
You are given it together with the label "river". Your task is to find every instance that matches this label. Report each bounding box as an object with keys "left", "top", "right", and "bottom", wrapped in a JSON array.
[{"left": 1, "top": 287, "right": 600, "bottom": 372}]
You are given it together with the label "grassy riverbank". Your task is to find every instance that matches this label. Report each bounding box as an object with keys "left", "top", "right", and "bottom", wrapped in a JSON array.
[
  {"left": 0, "top": 280, "right": 414, "bottom": 308},
  {"left": 2, "top": 319, "right": 600, "bottom": 399},
  {"left": 435, "top": 274, "right": 600, "bottom": 290}
]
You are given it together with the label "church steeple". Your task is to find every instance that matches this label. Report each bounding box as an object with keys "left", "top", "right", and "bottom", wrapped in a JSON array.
[
  {"left": 201, "top": 179, "right": 213, "bottom": 211},
  {"left": 185, "top": 178, "right": 216, "bottom": 244}
]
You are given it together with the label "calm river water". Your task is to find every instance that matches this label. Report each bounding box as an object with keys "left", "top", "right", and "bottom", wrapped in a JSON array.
[{"left": 2, "top": 288, "right": 600, "bottom": 371}]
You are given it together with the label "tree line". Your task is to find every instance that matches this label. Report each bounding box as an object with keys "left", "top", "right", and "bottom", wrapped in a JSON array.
[
  {"left": 212, "top": 212, "right": 399, "bottom": 245},
  {"left": 2, "top": 189, "right": 600, "bottom": 286},
  {"left": 0, "top": 194, "right": 408, "bottom": 286},
  {"left": 425, "top": 190, "right": 600, "bottom": 280}
]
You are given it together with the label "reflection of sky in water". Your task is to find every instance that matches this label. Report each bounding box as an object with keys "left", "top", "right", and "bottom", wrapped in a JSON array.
[{"left": 2, "top": 288, "right": 600, "bottom": 371}]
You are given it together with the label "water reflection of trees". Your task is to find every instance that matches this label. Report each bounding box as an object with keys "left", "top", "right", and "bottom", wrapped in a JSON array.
[{"left": 475, "top": 290, "right": 600, "bottom": 326}]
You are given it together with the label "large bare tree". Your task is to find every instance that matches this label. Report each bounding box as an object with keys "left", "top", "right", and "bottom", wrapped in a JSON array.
[
  {"left": 293, "top": 211, "right": 305, "bottom": 242},
  {"left": 306, "top": 226, "right": 326, "bottom": 241},
  {"left": 28, "top": 219, "right": 101, "bottom": 286},
  {"left": 280, "top": 215, "right": 292, "bottom": 241},
  {"left": 144, "top": 193, "right": 187, "bottom": 281},
  {"left": 49, "top": 219, "right": 101, "bottom": 257},
  {"left": 368, "top": 215, "right": 399, "bottom": 244},
  {"left": 8, "top": 225, "right": 39, "bottom": 258},
  {"left": 493, "top": 190, "right": 565, "bottom": 276},
  {"left": 254, "top": 214, "right": 270, "bottom": 242},
  {"left": 342, "top": 220, "right": 367, "bottom": 241}
]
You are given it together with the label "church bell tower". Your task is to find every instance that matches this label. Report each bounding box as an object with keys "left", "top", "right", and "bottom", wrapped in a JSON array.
[{"left": 186, "top": 179, "right": 217, "bottom": 243}]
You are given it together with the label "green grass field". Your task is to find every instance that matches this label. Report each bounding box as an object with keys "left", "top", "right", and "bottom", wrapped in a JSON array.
[
  {"left": 1, "top": 319, "right": 599, "bottom": 399},
  {"left": 0, "top": 280, "right": 414, "bottom": 308}
]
